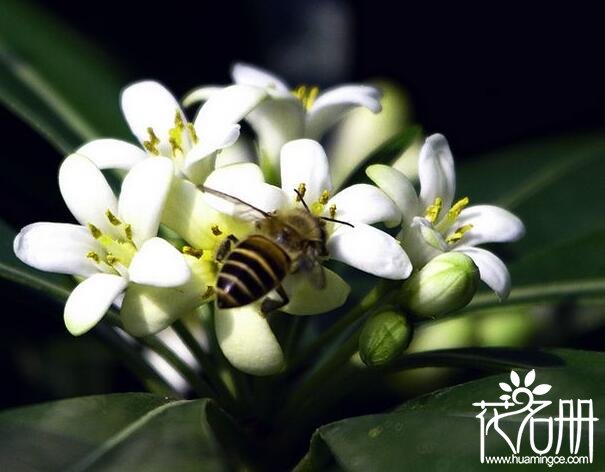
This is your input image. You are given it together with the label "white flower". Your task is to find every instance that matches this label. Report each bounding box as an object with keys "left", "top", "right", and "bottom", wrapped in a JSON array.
[
  {"left": 184, "top": 63, "right": 382, "bottom": 177},
  {"left": 13, "top": 155, "right": 191, "bottom": 336},
  {"left": 75, "top": 80, "right": 267, "bottom": 185},
  {"left": 202, "top": 139, "right": 412, "bottom": 376},
  {"left": 367, "top": 134, "right": 525, "bottom": 299}
]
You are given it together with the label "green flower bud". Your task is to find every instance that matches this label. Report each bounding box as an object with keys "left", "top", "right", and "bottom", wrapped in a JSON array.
[
  {"left": 359, "top": 309, "right": 413, "bottom": 367},
  {"left": 399, "top": 252, "right": 479, "bottom": 319}
]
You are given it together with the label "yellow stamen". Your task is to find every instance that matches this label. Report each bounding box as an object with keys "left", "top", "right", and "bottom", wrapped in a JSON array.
[
  {"left": 211, "top": 225, "right": 223, "bottom": 236},
  {"left": 143, "top": 127, "right": 160, "bottom": 155},
  {"left": 319, "top": 190, "right": 330, "bottom": 205},
  {"left": 425, "top": 197, "right": 443, "bottom": 224},
  {"left": 106, "top": 254, "right": 119, "bottom": 266},
  {"left": 448, "top": 196, "right": 470, "bottom": 219},
  {"left": 105, "top": 209, "right": 121, "bottom": 226},
  {"left": 296, "top": 183, "right": 307, "bottom": 201},
  {"left": 292, "top": 84, "right": 320, "bottom": 110},
  {"left": 86, "top": 251, "right": 100, "bottom": 263},
  {"left": 124, "top": 224, "right": 133, "bottom": 241},
  {"left": 446, "top": 224, "right": 474, "bottom": 244},
  {"left": 329, "top": 204, "right": 337, "bottom": 219},
  {"left": 87, "top": 223, "right": 102, "bottom": 239},
  {"left": 182, "top": 245, "right": 203, "bottom": 258},
  {"left": 187, "top": 122, "right": 198, "bottom": 144},
  {"left": 168, "top": 111, "right": 186, "bottom": 157}
]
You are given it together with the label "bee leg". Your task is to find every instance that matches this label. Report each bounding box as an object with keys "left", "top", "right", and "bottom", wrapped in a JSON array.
[
  {"left": 215, "top": 234, "right": 239, "bottom": 262},
  {"left": 261, "top": 285, "right": 290, "bottom": 314}
]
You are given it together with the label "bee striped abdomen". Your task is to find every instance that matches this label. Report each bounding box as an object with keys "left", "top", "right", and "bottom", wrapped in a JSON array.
[{"left": 216, "top": 235, "right": 291, "bottom": 309}]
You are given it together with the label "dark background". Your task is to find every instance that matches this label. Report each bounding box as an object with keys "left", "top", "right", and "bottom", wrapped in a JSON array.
[{"left": 1, "top": 1, "right": 604, "bottom": 407}]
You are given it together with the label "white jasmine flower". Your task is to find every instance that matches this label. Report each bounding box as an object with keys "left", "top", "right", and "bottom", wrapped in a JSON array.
[
  {"left": 13, "top": 155, "right": 191, "bottom": 336},
  {"left": 367, "top": 134, "right": 525, "bottom": 299},
  {"left": 75, "top": 80, "right": 267, "bottom": 185},
  {"left": 184, "top": 63, "right": 382, "bottom": 177}
]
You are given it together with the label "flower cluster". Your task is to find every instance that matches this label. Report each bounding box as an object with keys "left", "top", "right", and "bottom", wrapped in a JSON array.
[{"left": 13, "top": 63, "right": 524, "bottom": 377}]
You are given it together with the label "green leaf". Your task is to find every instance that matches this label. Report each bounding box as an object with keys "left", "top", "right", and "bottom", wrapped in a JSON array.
[
  {"left": 298, "top": 349, "right": 605, "bottom": 471},
  {"left": 457, "top": 133, "right": 605, "bottom": 305},
  {"left": 0, "top": 393, "right": 246, "bottom": 471},
  {"left": 0, "top": 0, "right": 130, "bottom": 153}
]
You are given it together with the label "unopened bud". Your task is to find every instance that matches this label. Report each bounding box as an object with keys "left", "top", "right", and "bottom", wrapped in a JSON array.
[
  {"left": 399, "top": 252, "right": 479, "bottom": 318},
  {"left": 359, "top": 309, "right": 412, "bottom": 367}
]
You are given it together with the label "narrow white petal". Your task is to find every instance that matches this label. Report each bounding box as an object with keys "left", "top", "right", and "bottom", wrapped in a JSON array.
[
  {"left": 76, "top": 139, "right": 146, "bottom": 170},
  {"left": 457, "top": 246, "right": 511, "bottom": 299},
  {"left": 282, "top": 268, "right": 350, "bottom": 315},
  {"left": 215, "top": 136, "right": 256, "bottom": 168},
  {"left": 64, "top": 273, "right": 127, "bottom": 336},
  {"left": 231, "top": 62, "right": 290, "bottom": 95},
  {"left": 122, "top": 256, "right": 213, "bottom": 336},
  {"left": 328, "top": 224, "right": 412, "bottom": 279},
  {"left": 182, "top": 85, "right": 223, "bottom": 107},
  {"left": 366, "top": 164, "right": 420, "bottom": 226},
  {"left": 121, "top": 81, "right": 183, "bottom": 154},
  {"left": 118, "top": 157, "right": 173, "bottom": 246},
  {"left": 128, "top": 237, "right": 191, "bottom": 288},
  {"left": 58, "top": 154, "right": 118, "bottom": 234},
  {"left": 418, "top": 134, "right": 456, "bottom": 211},
  {"left": 215, "top": 302, "right": 285, "bottom": 376},
  {"left": 14, "top": 222, "right": 101, "bottom": 277},
  {"left": 451, "top": 205, "right": 526, "bottom": 247},
  {"left": 400, "top": 218, "right": 445, "bottom": 267},
  {"left": 280, "top": 139, "right": 332, "bottom": 204},
  {"left": 328, "top": 184, "right": 401, "bottom": 227},
  {"left": 306, "top": 84, "right": 381, "bottom": 139},
  {"left": 204, "top": 163, "right": 288, "bottom": 219},
  {"left": 193, "top": 84, "right": 266, "bottom": 136}
]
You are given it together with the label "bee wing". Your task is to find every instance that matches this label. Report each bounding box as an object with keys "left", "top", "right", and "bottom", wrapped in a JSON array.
[{"left": 202, "top": 185, "right": 271, "bottom": 220}]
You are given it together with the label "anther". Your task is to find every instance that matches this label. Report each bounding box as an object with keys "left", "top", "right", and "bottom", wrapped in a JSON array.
[
  {"left": 182, "top": 245, "right": 203, "bottom": 258},
  {"left": 425, "top": 197, "right": 443, "bottom": 224},
  {"left": 86, "top": 251, "right": 100, "bottom": 263},
  {"left": 296, "top": 183, "right": 307, "bottom": 201},
  {"left": 329, "top": 204, "right": 337, "bottom": 219},
  {"left": 187, "top": 122, "right": 198, "bottom": 144},
  {"left": 87, "top": 223, "right": 102, "bottom": 239},
  {"left": 143, "top": 127, "right": 160, "bottom": 155},
  {"left": 124, "top": 224, "right": 133, "bottom": 241},
  {"left": 446, "top": 224, "right": 474, "bottom": 244},
  {"left": 448, "top": 196, "right": 470, "bottom": 219},
  {"left": 105, "top": 209, "right": 121, "bottom": 226},
  {"left": 319, "top": 190, "right": 330, "bottom": 205},
  {"left": 106, "top": 254, "right": 119, "bottom": 266},
  {"left": 211, "top": 225, "right": 223, "bottom": 236}
]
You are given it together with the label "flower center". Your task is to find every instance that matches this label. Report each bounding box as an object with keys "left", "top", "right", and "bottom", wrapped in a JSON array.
[
  {"left": 296, "top": 182, "right": 337, "bottom": 218},
  {"left": 86, "top": 210, "right": 137, "bottom": 276},
  {"left": 143, "top": 111, "right": 198, "bottom": 158},
  {"left": 424, "top": 196, "right": 473, "bottom": 245},
  {"left": 292, "top": 85, "right": 320, "bottom": 111}
]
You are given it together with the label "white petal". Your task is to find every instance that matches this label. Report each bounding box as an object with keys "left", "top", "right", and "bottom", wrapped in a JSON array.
[
  {"left": 231, "top": 62, "right": 290, "bottom": 95},
  {"left": 193, "top": 84, "right": 266, "bottom": 137},
  {"left": 418, "top": 134, "right": 456, "bottom": 211},
  {"left": 215, "top": 136, "right": 256, "bottom": 168},
  {"left": 306, "top": 84, "right": 382, "bottom": 139},
  {"left": 64, "top": 273, "right": 127, "bottom": 335},
  {"left": 183, "top": 124, "right": 240, "bottom": 184},
  {"left": 204, "top": 163, "right": 288, "bottom": 219},
  {"left": 76, "top": 139, "right": 146, "bottom": 170},
  {"left": 328, "top": 184, "right": 401, "bottom": 227},
  {"left": 328, "top": 224, "right": 412, "bottom": 279},
  {"left": 451, "top": 205, "right": 526, "bottom": 247},
  {"left": 282, "top": 268, "right": 350, "bottom": 315},
  {"left": 118, "top": 157, "right": 173, "bottom": 245},
  {"left": 215, "top": 302, "right": 285, "bottom": 376},
  {"left": 121, "top": 81, "right": 183, "bottom": 154},
  {"left": 366, "top": 164, "right": 420, "bottom": 226},
  {"left": 14, "top": 222, "right": 101, "bottom": 277},
  {"left": 399, "top": 218, "right": 446, "bottom": 267},
  {"left": 457, "top": 246, "right": 511, "bottom": 299},
  {"left": 58, "top": 154, "right": 118, "bottom": 234},
  {"left": 121, "top": 256, "right": 213, "bottom": 336},
  {"left": 128, "top": 237, "right": 191, "bottom": 288},
  {"left": 182, "top": 85, "right": 223, "bottom": 107},
  {"left": 280, "top": 139, "right": 332, "bottom": 204}
]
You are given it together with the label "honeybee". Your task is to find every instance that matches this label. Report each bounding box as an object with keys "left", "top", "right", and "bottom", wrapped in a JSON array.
[{"left": 202, "top": 186, "right": 353, "bottom": 313}]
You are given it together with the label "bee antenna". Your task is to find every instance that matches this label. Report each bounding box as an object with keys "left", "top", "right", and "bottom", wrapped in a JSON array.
[
  {"left": 321, "top": 216, "right": 355, "bottom": 228},
  {"left": 293, "top": 188, "right": 311, "bottom": 212}
]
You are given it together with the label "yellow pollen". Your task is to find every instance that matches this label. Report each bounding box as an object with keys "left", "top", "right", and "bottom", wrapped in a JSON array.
[
  {"left": 319, "top": 190, "right": 330, "bottom": 205},
  {"left": 187, "top": 122, "right": 198, "bottom": 144},
  {"left": 182, "top": 245, "right": 203, "bottom": 258},
  {"left": 143, "top": 127, "right": 160, "bottom": 155},
  {"left": 106, "top": 254, "right": 119, "bottom": 265},
  {"left": 201, "top": 286, "right": 215, "bottom": 300},
  {"left": 296, "top": 183, "right": 307, "bottom": 201},
  {"left": 292, "top": 84, "right": 320, "bottom": 110},
  {"left": 211, "top": 225, "right": 223, "bottom": 236},
  {"left": 87, "top": 223, "right": 102, "bottom": 239},
  {"left": 448, "top": 196, "right": 470, "bottom": 219},
  {"left": 105, "top": 209, "right": 121, "bottom": 226},
  {"left": 446, "top": 224, "right": 474, "bottom": 244},
  {"left": 86, "top": 251, "right": 100, "bottom": 263},
  {"left": 329, "top": 204, "right": 337, "bottom": 219},
  {"left": 425, "top": 197, "right": 443, "bottom": 224},
  {"left": 124, "top": 224, "right": 133, "bottom": 241}
]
